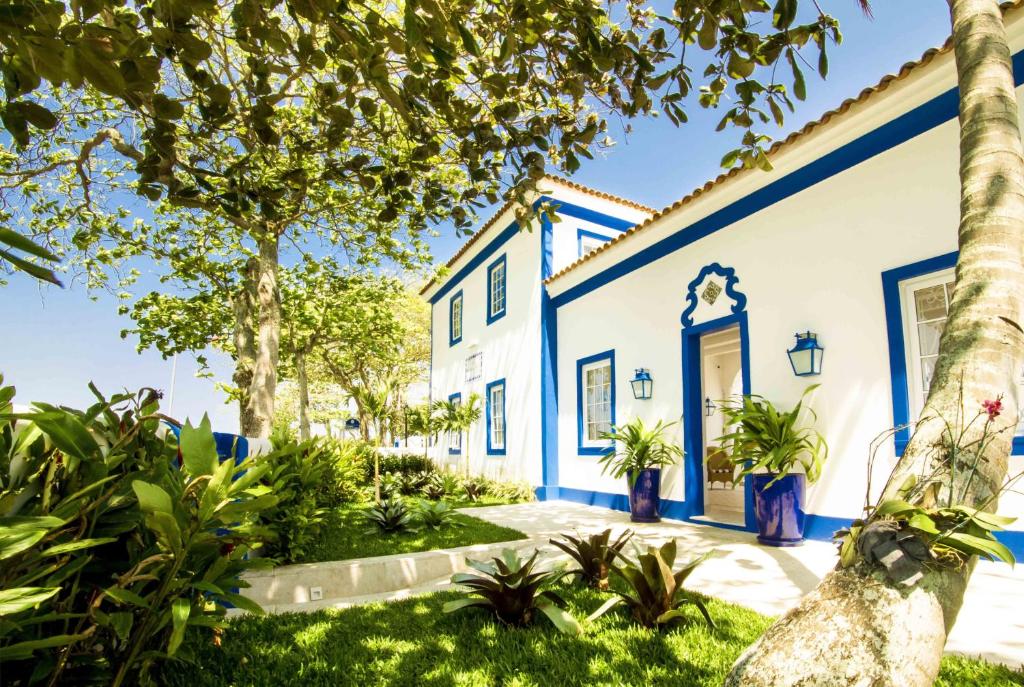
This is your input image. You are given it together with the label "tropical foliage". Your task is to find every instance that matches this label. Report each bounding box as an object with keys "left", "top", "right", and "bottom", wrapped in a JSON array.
[
  {"left": 443, "top": 549, "right": 581, "bottom": 634},
  {"left": 598, "top": 417, "right": 683, "bottom": 486},
  {"left": 432, "top": 393, "right": 482, "bottom": 474},
  {"left": 549, "top": 529, "right": 633, "bottom": 591},
  {"left": 589, "top": 540, "right": 714, "bottom": 629},
  {"left": 415, "top": 500, "right": 462, "bottom": 530},
  {"left": 715, "top": 384, "right": 828, "bottom": 486},
  {"left": 0, "top": 380, "right": 271, "bottom": 686},
  {"left": 363, "top": 499, "right": 416, "bottom": 534}
]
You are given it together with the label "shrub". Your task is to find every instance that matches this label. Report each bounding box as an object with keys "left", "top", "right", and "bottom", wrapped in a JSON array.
[
  {"left": 488, "top": 479, "right": 536, "bottom": 503},
  {"left": 443, "top": 549, "right": 581, "bottom": 634},
  {"left": 589, "top": 540, "right": 714, "bottom": 629},
  {"left": 363, "top": 498, "right": 416, "bottom": 533},
  {"left": 463, "top": 475, "right": 489, "bottom": 502},
  {"left": 256, "top": 441, "right": 335, "bottom": 563},
  {"left": 549, "top": 529, "right": 633, "bottom": 591},
  {"left": 373, "top": 453, "right": 436, "bottom": 482},
  {"left": 0, "top": 380, "right": 271, "bottom": 687},
  {"left": 422, "top": 472, "right": 448, "bottom": 500},
  {"left": 415, "top": 500, "right": 461, "bottom": 529}
]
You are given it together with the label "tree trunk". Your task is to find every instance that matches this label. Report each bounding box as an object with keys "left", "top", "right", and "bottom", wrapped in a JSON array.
[
  {"left": 296, "top": 348, "right": 311, "bottom": 441},
  {"left": 724, "top": 2, "right": 1024, "bottom": 685},
  {"left": 233, "top": 258, "right": 259, "bottom": 436},
  {"left": 244, "top": 233, "right": 281, "bottom": 439}
]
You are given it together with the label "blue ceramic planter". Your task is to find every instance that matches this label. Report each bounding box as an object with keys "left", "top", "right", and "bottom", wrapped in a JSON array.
[
  {"left": 752, "top": 473, "right": 806, "bottom": 546},
  {"left": 627, "top": 468, "right": 662, "bottom": 523}
]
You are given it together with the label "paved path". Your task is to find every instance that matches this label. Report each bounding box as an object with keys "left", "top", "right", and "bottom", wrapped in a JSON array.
[{"left": 462, "top": 501, "right": 1024, "bottom": 669}]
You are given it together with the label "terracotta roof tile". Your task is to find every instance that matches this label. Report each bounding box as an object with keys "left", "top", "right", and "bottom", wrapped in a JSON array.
[{"left": 544, "top": 0, "right": 1024, "bottom": 285}]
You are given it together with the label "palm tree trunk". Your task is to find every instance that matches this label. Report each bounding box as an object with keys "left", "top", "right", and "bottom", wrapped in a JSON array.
[
  {"left": 724, "top": 2, "right": 1024, "bottom": 685},
  {"left": 296, "top": 348, "right": 311, "bottom": 441},
  {"left": 244, "top": 233, "right": 281, "bottom": 439}
]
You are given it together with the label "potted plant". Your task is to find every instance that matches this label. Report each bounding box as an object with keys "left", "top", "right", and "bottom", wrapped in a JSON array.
[
  {"left": 715, "top": 384, "right": 828, "bottom": 546},
  {"left": 598, "top": 417, "right": 682, "bottom": 523}
]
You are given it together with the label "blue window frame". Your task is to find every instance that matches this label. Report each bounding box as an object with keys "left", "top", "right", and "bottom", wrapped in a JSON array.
[
  {"left": 577, "top": 228, "right": 614, "bottom": 258},
  {"left": 486, "top": 254, "right": 507, "bottom": 325},
  {"left": 449, "top": 290, "right": 463, "bottom": 346},
  {"left": 486, "top": 378, "right": 506, "bottom": 455},
  {"left": 576, "top": 350, "right": 616, "bottom": 455},
  {"left": 882, "top": 251, "right": 1024, "bottom": 456},
  {"left": 447, "top": 392, "right": 462, "bottom": 454}
]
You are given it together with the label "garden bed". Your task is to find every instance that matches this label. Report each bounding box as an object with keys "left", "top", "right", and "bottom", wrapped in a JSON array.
[
  {"left": 299, "top": 502, "right": 528, "bottom": 563},
  {"left": 163, "top": 586, "right": 1022, "bottom": 687}
]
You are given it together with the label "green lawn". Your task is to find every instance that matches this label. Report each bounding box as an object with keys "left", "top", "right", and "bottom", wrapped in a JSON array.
[
  {"left": 298, "top": 502, "right": 528, "bottom": 563},
  {"left": 163, "top": 585, "right": 1023, "bottom": 687}
]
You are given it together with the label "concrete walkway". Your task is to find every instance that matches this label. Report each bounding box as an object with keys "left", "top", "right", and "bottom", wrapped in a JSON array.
[{"left": 463, "top": 501, "right": 1024, "bottom": 669}]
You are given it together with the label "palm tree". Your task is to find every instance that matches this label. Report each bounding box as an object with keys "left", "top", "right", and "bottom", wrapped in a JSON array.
[
  {"left": 726, "top": 2, "right": 1024, "bottom": 685},
  {"left": 407, "top": 404, "right": 438, "bottom": 460},
  {"left": 432, "top": 393, "right": 482, "bottom": 475},
  {"left": 348, "top": 379, "right": 395, "bottom": 502}
]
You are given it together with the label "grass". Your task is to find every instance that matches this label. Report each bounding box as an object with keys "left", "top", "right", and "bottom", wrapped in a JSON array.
[
  {"left": 298, "top": 501, "right": 528, "bottom": 563},
  {"left": 163, "top": 584, "right": 1024, "bottom": 687}
]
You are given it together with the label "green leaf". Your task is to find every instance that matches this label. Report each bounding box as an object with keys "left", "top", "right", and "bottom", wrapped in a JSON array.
[
  {"left": 0, "top": 587, "right": 60, "bottom": 615},
  {"left": 40, "top": 537, "right": 116, "bottom": 556},
  {"left": 168, "top": 598, "right": 190, "bottom": 655},
  {"left": 442, "top": 598, "right": 488, "bottom": 614},
  {"left": 585, "top": 596, "right": 621, "bottom": 622},
  {"left": 217, "top": 592, "right": 264, "bottom": 615},
  {"left": 535, "top": 598, "right": 582, "bottom": 635},
  {"left": 0, "top": 632, "right": 87, "bottom": 660},
  {"left": 29, "top": 407, "right": 99, "bottom": 463},
  {"left": 132, "top": 480, "right": 173, "bottom": 514},
  {"left": 0, "top": 227, "right": 59, "bottom": 261},
  {"left": 109, "top": 611, "right": 133, "bottom": 641},
  {"left": 180, "top": 416, "right": 218, "bottom": 476},
  {"left": 103, "top": 586, "right": 151, "bottom": 609}
]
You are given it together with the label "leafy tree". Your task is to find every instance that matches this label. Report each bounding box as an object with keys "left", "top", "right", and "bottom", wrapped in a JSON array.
[
  {"left": 1, "top": 0, "right": 852, "bottom": 283},
  {"left": 348, "top": 378, "right": 397, "bottom": 502},
  {"left": 407, "top": 403, "right": 439, "bottom": 459},
  {"left": 432, "top": 393, "right": 482, "bottom": 475},
  {"left": 725, "top": 2, "right": 1024, "bottom": 685}
]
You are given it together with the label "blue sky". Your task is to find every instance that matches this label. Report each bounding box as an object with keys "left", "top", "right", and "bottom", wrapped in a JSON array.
[{"left": 1, "top": 2, "right": 953, "bottom": 432}]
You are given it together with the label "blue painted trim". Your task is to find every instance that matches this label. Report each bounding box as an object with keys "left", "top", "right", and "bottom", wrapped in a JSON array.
[
  {"left": 681, "top": 311, "right": 756, "bottom": 531},
  {"left": 536, "top": 487, "right": 1024, "bottom": 558},
  {"left": 881, "top": 250, "right": 1024, "bottom": 456},
  {"left": 577, "top": 228, "right": 615, "bottom": 258},
  {"left": 680, "top": 262, "right": 748, "bottom": 327},
  {"left": 576, "top": 349, "right": 616, "bottom": 456},
  {"left": 447, "top": 392, "right": 462, "bottom": 455},
  {"left": 485, "top": 254, "right": 507, "bottom": 325},
  {"left": 448, "top": 290, "right": 463, "bottom": 347},
  {"left": 538, "top": 196, "right": 634, "bottom": 492},
  {"left": 485, "top": 378, "right": 507, "bottom": 456},
  {"left": 429, "top": 223, "right": 519, "bottom": 305},
  {"left": 547, "top": 52, "right": 1024, "bottom": 309}
]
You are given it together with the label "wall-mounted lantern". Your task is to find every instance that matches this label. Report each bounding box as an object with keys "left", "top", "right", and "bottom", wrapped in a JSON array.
[
  {"left": 704, "top": 397, "right": 716, "bottom": 416},
  {"left": 787, "top": 331, "right": 824, "bottom": 377},
  {"left": 630, "top": 368, "right": 653, "bottom": 400}
]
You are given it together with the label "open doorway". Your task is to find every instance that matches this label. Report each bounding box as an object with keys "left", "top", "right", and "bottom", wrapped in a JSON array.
[{"left": 699, "top": 325, "right": 745, "bottom": 526}]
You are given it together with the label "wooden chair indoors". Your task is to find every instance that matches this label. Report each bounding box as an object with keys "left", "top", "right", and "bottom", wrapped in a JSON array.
[{"left": 706, "top": 448, "right": 735, "bottom": 489}]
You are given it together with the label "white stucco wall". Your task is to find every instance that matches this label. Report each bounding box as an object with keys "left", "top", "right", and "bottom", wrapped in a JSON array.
[{"left": 547, "top": 34, "right": 1024, "bottom": 531}]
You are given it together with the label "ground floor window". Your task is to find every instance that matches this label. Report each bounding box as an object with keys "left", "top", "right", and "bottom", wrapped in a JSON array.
[
  {"left": 577, "top": 350, "right": 615, "bottom": 454},
  {"left": 486, "top": 379, "right": 506, "bottom": 455},
  {"left": 448, "top": 392, "right": 462, "bottom": 454}
]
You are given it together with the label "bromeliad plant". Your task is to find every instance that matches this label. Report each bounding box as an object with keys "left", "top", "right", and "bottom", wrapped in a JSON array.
[
  {"left": 549, "top": 529, "right": 633, "bottom": 591},
  {"left": 443, "top": 549, "right": 582, "bottom": 634},
  {"left": 715, "top": 384, "right": 828, "bottom": 486},
  {"left": 837, "top": 396, "right": 1018, "bottom": 586},
  {"left": 363, "top": 498, "right": 416, "bottom": 534},
  {"left": 416, "top": 500, "right": 462, "bottom": 530},
  {"left": 589, "top": 540, "right": 715, "bottom": 629},
  {"left": 0, "top": 379, "right": 272, "bottom": 687},
  {"left": 597, "top": 417, "right": 683, "bottom": 486}
]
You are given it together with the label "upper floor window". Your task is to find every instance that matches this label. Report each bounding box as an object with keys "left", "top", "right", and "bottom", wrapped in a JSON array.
[
  {"left": 486, "top": 379, "right": 506, "bottom": 455},
  {"left": 577, "top": 350, "right": 615, "bottom": 454},
  {"left": 449, "top": 290, "right": 463, "bottom": 346},
  {"left": 577, "top": 228, "right": 613, "bottom": 258},
  {"left": 487, "top": 254, "right": 507, "bottom": 324}
]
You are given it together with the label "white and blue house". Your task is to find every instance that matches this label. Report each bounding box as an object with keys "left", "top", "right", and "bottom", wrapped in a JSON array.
[{"left": 420, "top": 19, "right": 1024, "bottom": 556}]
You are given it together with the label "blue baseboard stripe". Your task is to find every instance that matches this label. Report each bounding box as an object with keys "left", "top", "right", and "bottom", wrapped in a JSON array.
[{"left": 535, "top": 487, "right": 1024, "bottom": 559}]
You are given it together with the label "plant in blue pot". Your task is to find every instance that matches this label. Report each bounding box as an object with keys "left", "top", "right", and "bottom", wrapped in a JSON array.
[
  {"left": 715, "top": 385, "right": 828, "bottom": 546},
  {"left": 598, "top": 418, "right": 683, "bottom": 523}
]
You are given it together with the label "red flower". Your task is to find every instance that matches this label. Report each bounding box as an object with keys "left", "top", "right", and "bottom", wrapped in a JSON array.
[{"left": 982, "top": 398, "right": 1003, "bottom": 420}]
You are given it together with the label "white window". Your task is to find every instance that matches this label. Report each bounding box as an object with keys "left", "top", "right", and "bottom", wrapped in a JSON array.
[
  {"left": 488, "top": 382, "right": 505, "bottom": 452},
  {"left": 579, "top": 234, "right": 607, "bottom": 256},
  {"left": 449, "top": 292, "right": 462, "bottom": 344},
  {"left": 583, "top": 360, "right": 613, "bottom": 443},
  {"left": 902, "top": 269, "right": 1024, "bottom": 430},
  {"left": 488, "top": 258, "right": 506, "bottom": 319},
  {"left": 448, "top": 394, "right": 462, "bottom": 453},
  {"left": 465, "top": 352, "right": 482, "bottom": 381}
]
